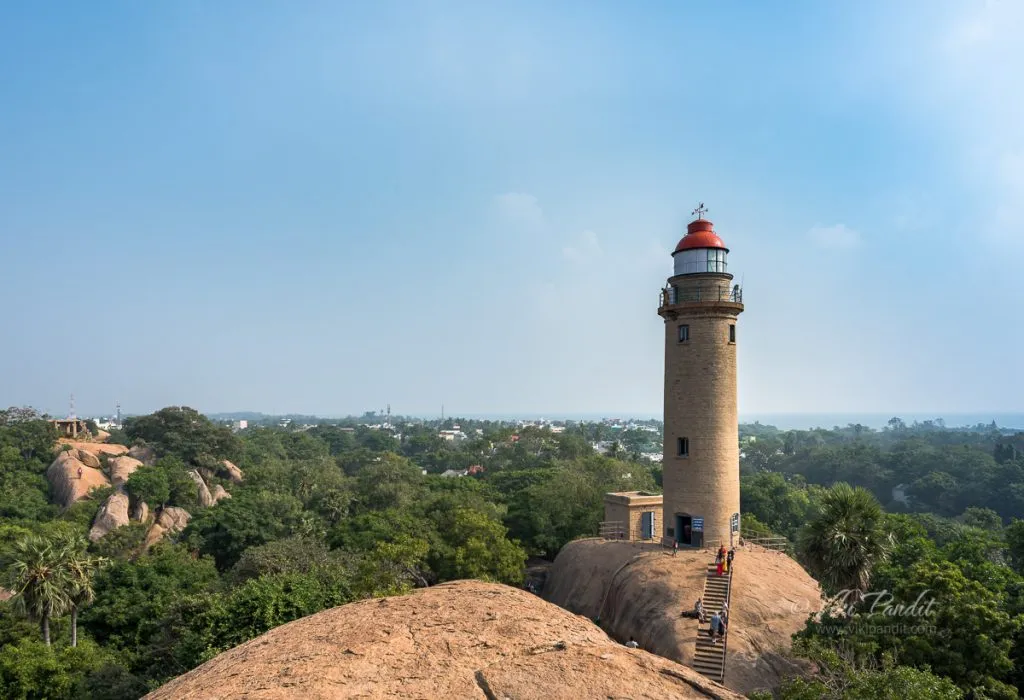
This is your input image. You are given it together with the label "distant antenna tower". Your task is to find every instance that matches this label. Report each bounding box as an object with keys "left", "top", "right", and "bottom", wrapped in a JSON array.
[
  {"left": 115, "top": 402, "right": 122, "bottom": 426},
  {"left": 69, "top": 393, "right": 76, "bottom": 420},
  {"left": 441, "top": 403, "right": 444, "bottom": 421},
  {"left": 386, "top": 404, "right": 391, "bottom": 424}
]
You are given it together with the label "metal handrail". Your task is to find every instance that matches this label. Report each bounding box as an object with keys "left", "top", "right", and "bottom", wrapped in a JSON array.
[
  {"left": 721, "top": 566, "right": 733, "bottom": 683},
  {"left": 659, "top": 285, "right": 743, "bottom": 308}
]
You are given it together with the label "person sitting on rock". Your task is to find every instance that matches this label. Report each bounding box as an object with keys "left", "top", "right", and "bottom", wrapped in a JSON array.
[{"left": 625, "top": 637, "right": 639, "bottom": 649}]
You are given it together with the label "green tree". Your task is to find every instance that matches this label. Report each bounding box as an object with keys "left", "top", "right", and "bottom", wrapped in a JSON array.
[
  {"left": 123, "top": 407, "right": 241, "bottom": 465},
  {"left": 228, "top": 536, "right": 338, "bottom": 584},
  {"left": 5, "top": 535, "right": 69, "bottom": 646},
  {"left": 798, "top": 483, "right": 892, "bottom": 599},
  {"left": 82, "top": 543, "right": 219, "bottom": 676},
  {"left": 0, "top": 638, "right": 133, "bottom": 700},
  {"left": 58, "top": 535, "right": 106, "bottom": 648},
  {"left": 183, "top": 490, "right": 308, "bottom": 570},
  {"left": 427, "top": 507, "right": 525, "bottom": 585},
  {"left": 125, "top": 466, "right": 170, "bottom": 508}
]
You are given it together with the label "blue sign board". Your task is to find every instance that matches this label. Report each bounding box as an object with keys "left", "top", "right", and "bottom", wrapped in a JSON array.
[{"left": 692, "top": 517, "right": 704, "bottom": 532}]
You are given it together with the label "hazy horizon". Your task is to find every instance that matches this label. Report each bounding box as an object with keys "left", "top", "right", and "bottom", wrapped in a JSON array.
[
  {"left": 51, "top": 404, "right": 1024, "bottom": 433},
  {"left": 4, "top": 2, "right": 1023, "bottom": 417}
]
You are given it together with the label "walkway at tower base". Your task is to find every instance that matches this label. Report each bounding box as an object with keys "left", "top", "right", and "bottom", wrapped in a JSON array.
[{"left": 542, "top": 537, "right": 823, "bottom": 697}]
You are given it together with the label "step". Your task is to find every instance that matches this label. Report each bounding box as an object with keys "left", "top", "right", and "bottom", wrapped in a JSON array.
[
  {"left": 693, "top": 662, "right": 724, "bottom": 675},
  {"left": 694, "top": 648, "right": 724, "bottom": 661}
]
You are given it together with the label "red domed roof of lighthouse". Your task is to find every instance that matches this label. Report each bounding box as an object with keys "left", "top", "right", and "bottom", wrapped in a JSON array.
[{"left": 673, "top": 218, "right": 728, "bottom": 253}]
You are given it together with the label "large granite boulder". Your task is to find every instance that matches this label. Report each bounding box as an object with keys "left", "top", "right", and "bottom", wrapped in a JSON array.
[
  {"left": 143, "top": 507, "right": 192, "bottom": 549},
  {"left": 89, "top": 489, "right": 131, "bottom": 541},
  {"left": 108, "top": 455, "right": 143, "bottom": 488},
  {"left": 46, "top": 451, "right": 110, "bottom": 508}
]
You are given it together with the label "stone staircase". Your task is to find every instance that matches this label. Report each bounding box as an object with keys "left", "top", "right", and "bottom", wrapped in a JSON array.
[{"left": 691, "top": 562, "right": 732, "bottom": 683}]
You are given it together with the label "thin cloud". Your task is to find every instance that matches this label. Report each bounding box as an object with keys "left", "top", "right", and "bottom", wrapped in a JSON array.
[
  {"left": 808, "top": 224, "right": 862, "bottom": 250},
  {"left": 494, "top": 192, "right": 545, "bottom": 227},
  {"left": 562, "top": 230, "right": 603, "bottom": 263}
]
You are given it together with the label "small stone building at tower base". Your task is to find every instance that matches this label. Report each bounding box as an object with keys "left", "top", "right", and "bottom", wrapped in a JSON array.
[{"left": 601, "top": 491, "right": 663, "bottom": 541}]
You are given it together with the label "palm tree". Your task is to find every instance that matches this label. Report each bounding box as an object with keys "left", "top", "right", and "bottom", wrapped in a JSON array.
[
  {"left": 59, "top": 535, "right": 106, "bottom": 647},
  {"left": 6, "top": 535, "right": 70, "bottom": 646},
  {"left": 798, "top": 482, "right": 892, "bottom": 602}
]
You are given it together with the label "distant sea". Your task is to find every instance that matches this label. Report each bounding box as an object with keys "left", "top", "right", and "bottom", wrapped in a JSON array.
[
  {"left": 740, "top": 413, "right": 1024, "bottom": 431},
  {"left": 457, "top": 412, "right": 1024, "bottom": 431}
]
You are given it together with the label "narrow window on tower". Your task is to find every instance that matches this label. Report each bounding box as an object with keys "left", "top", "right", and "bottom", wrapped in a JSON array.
[
  {"left": 678, "top": 324, "right": 690, "bottom": 343},
  {"left": 677, "top": 437, "right": 689, "bottom": 457},
  {"left": 729, "top": 324, "right": 736, "bottom": 343}
]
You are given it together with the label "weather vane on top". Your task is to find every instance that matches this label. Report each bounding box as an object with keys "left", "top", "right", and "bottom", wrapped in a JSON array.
[{"left": 692, "top": 202, "right": 708, "bottom": 219}]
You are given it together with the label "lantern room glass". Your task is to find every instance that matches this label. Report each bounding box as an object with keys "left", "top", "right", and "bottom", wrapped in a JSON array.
[{"left": 674, "top": 248, "right": 728, "bottom": 276}]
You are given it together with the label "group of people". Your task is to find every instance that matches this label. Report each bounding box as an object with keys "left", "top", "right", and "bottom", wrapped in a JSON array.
[
  {"left": 715, "top": 544, "right": 734, "bottom": 576},
  {"left": 692, "top": 598, "right": 729, "bottom": 642}
]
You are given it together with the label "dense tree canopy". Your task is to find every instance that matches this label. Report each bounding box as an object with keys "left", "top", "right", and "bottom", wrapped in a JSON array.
[{"left": 4, "top": 407, "right": 1024, "bottom": 698}]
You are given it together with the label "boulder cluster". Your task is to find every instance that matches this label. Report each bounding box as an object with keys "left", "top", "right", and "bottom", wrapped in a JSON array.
[{"left": 45, "top": 439, "right": 243, "bottom": 547}]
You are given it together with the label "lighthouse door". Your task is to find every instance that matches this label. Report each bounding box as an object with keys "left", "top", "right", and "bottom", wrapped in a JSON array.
[
  {"left": 675, "top": 514, "right": 693, "bottom": 546},
  {"left": 641, "top": 511, "right": 654, "bottom": 539}
]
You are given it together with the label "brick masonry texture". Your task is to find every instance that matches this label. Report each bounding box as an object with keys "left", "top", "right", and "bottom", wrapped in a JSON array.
[{"left": 660, "top": 273, "right": 743, "bottom": 548}]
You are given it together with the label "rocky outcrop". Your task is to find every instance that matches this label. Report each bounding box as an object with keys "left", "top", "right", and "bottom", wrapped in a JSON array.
[
  {"left": 46, "top": 451, "right": 110, "bottom": 508},
  {"left": 56, "top": 441, "right": 128, "bottom": 458},
  {"left": 128, "top": 444, "right": 156, "bottom": 465},
  {"left": 220, "top": 459, "right": 243, "bottom": 484},
  {"left": 544, "top": 539, "right": 824, "bottom": 696},
  {"left": 108, "top": 455, "right": 143, "bottom": 488},
  {"left": 89, "top": 489, "right": 131, "bottom": 541},
  {"left": 74, "top": 449, "right": 102, "bottom": 469},
  {"left": 145, "top": 580, "right": 744, "bottom": 700},
  {"left": 211, "top": 484, "right": 231, "bottom": 503},
  {"left": 187, "top": 470, "right": 214, "bottom": 508},
  {"left": 143, "top": 507, "right": 192, "bottom": 549}
]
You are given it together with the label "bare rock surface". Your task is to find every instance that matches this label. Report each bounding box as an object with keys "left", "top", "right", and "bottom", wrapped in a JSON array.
[
  {"left": 56, "top": 441, "right": 129, "bottom": 458},
  {"left": 544, "top": 538, "right": 823, "bottom": 696},
  {"left": 188, "top": 470, "right": 214, "bottom": 507},
  {"left": 143, "top": 507, "right": 192, "bottom": 549},
  {"left": 108, "top": 455, "right": 143, "bottom": 488},
  {"left": 211, "top": 484, "right": 231, "bottom": 503},
  {"left": 89, "top": 489, "right": 131, "bottom": 541},
  {"left": 73, "top": 449, "right": 102, "bottom": 469},
  {"left": 220, "top": 459, "right": 243, "bottom": 484},
  {"left": 46, "top": 451, "right": 110, "bottom": 508},
  {"left": 145, "top": 580, "right": 743, "bottom": 700}
]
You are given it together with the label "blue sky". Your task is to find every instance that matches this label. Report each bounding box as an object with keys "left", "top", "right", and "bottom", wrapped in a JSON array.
[{"left": 2, "top": 0, "right": 1022, "bottom": 418}]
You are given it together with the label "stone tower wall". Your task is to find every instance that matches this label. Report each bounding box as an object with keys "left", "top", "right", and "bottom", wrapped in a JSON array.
[{"left": 661, "top": 273, "right": 742, "bottom": 549}]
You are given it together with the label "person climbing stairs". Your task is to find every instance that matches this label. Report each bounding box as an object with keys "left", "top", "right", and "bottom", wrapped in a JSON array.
[{"left": 691, "top": 561, "right": 732, "bottom": 683}]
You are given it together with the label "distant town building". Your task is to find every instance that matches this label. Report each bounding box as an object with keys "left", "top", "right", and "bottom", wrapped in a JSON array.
[{"left": 439, "top": 429, "right": 467, "bottom": 443}]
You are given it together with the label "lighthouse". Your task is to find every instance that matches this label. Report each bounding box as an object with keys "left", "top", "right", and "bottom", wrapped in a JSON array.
[{"left": 658, "top": 204, "right": 744, "bottom": 549}]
